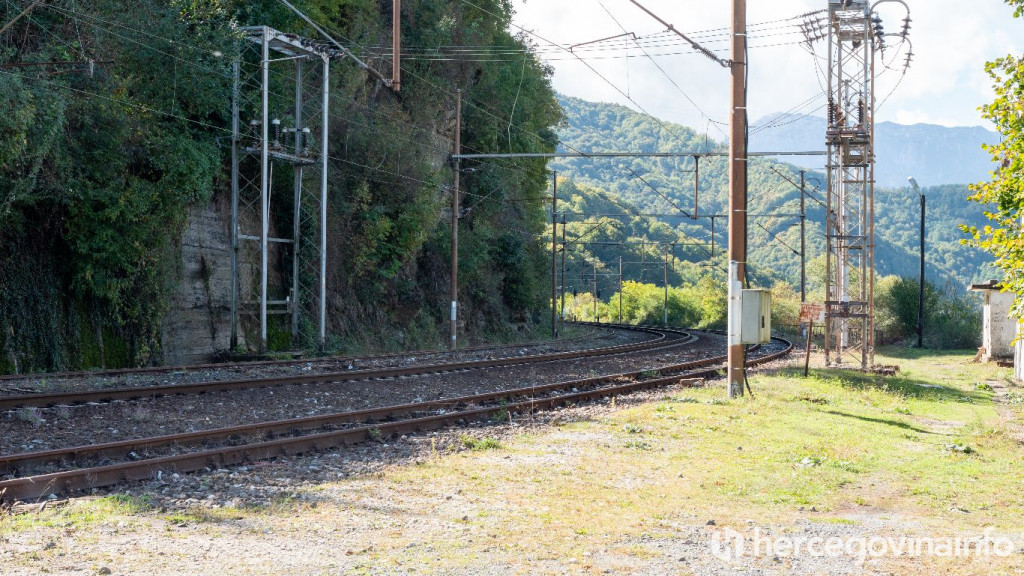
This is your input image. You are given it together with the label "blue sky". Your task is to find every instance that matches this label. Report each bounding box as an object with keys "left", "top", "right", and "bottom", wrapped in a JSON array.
[{"left": 510, "top": 0, "right": 1024, "bottom": 130}]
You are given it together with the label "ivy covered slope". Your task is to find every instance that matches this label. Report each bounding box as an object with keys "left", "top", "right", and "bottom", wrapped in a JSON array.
[
  {"left": 0, "top": 0, "right": 559, "bottom": 373},
  {"left": 554, "top": 95, "right": 995, "bottom": 292}
]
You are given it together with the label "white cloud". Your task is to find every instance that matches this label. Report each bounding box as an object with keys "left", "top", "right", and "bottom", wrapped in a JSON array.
[{"left": 510, "top": 0, "right": 1024, "bottom": 129}]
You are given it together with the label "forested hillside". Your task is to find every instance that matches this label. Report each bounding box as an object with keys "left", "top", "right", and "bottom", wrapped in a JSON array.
[
  {"left": 553, "top": 95, "right": 996, "bottom": 293},
  {"left": 0, "top": 0, "right": 559, "bottom": 373}
]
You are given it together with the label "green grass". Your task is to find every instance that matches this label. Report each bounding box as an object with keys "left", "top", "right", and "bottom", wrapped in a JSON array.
[{"left": 460, "top": 435, "right": 502, "bottom": 451}]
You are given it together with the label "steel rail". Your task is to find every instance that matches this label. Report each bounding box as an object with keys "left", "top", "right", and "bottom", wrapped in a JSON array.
[
  {"left": 0, "top": 326, "right": 607, "bottom": 384},
  {"left": 0, "top": 326, "right": 688, "bottom": 411},
  {"left": 0, "top": 333, "right": 792, "bottom": 502},
  {"left": 0, "top": 328, "right": 696, "bottom": 476}
]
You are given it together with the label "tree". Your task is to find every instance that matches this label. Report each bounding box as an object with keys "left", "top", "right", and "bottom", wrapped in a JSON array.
[{"left": 962, "top": 0, "right": 1024, "bottom": 318}]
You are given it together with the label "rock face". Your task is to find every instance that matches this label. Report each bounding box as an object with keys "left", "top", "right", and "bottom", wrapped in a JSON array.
[{"left": 161, "top": 200, "right": 235, "bottom": 365}]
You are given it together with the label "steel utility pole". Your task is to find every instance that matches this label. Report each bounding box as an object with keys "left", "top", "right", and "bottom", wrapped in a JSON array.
[
  {"left": 908, "top": 177, "right": 925, "bottom": 348},
  {"left": 618, "top": 256, "right": 623, "bottom": 323},
  {"left": 800, "top": 170, "right": 807, "bottom": 302},
  {"left": 663, "top": 246, "right": 669, "bottom": 327},
  {"left": 450, "top": 89, "right": 462, "bottom": 350},
  {"left": 727, "top": 0, "right": 748, "bottom": 398},
  {"left": 551, "top": 171, "right": 559, "bottom": 339},
  {"left": 560, "top": 214, "right": 567, "bottom": 331},
  {"left": 593, "top": 261, "right": 598, "bottom": 322},
  {"left": 919, "top": 193, "right": 925, "bottom": 348}
]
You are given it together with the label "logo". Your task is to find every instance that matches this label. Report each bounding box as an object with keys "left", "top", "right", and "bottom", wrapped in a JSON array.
[{"left": 708, "top": 526, "right": 1016, "bottom": 563}]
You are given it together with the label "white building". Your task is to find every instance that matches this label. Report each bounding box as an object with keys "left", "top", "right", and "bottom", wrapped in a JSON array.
[{"left": 969, "top": 280, "right": 1016, "bottom": 362}]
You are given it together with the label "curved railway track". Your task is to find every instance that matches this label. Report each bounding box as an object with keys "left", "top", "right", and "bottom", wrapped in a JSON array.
[
  {"left": 0, "top": 326, "right": 609, "bottom": 386},
  {"left": 0, "top": 324, "right": 682, "bottom": 411},
  {"left": 0, "top": 325, "right": 792, "bottom": 503}
]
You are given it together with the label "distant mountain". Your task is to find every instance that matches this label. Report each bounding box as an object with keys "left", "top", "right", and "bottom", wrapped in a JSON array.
[
  {"left": 749, "top": 114, "right": 999, "bottom": 188},
  {"left": 553, "top": 95, "right": 997, "bottom": 290}
]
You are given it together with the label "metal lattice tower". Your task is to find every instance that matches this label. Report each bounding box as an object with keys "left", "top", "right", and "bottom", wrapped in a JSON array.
[
  {"left": 231, "top": 27, "right": 335, "bottom": 352},
  {"left": 824, "top": 0, "right": 876, "bottom": 368}
]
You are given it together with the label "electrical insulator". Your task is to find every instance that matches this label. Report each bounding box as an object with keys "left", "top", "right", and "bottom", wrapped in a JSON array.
[{"left": 271, "top": 118, "right": 281, "bottom": 148}]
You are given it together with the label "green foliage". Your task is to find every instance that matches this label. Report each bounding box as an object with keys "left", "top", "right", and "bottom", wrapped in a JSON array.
[
  {"left": 874, "top": 276, "right": 981, "bottom": 349},
  {"left": 1, "top": 0, "right": 561, "bottom": 370},
  {"left": 962, "top": 1, "right": 1024, "bottom": 319}
]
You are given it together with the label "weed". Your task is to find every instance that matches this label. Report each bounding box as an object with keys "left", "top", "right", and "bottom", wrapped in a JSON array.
[
  {"left": 16, "top": 407, "right": 44, "bottom": 428},
  {"left": 668, "top": 396, "right": 700, "bottom": 404},
  {"left": 893, "top": 406, "right": 911, "bottom": 415},
  {"left": 490, "top": 408, "right": 510, "bottom": 424},
  {"left": 128, "top": 406, "right": 151, "bottom": 422},
  {"left": 624, "top": 439, "right": 651, "bottom": 451},
  {"left": 368, "top": 428, "right": 384, "bottom": 442},
  {"left": 622, "top": 423, "right": 644, "bottom": 434},
  {"left": 654, "top": 404, "right": 674, "bottom": 413},
  {"left": 796, "top": 395, "right": 830, "bottom": 405},
  {"left": 460, "top": 435, "right": 501, "bottom": 451},
  {"left": 976, "top": 382, "right": 995, "bottom": 392},
  {"left": 798, "top": 456, "right": 824, "bottom": 468},
  {"left": 943, "top": 443, "right": 975, "bottom": 454}
]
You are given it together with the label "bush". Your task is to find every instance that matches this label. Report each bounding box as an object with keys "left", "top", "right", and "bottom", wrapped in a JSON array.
[{"left": 875, "top": 276, "right": 980, "bottom": 349}]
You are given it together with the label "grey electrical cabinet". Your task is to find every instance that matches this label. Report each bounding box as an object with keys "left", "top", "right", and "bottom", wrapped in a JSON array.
[{"left": 741, "top": 289, "right": 772, "bottom": 344}]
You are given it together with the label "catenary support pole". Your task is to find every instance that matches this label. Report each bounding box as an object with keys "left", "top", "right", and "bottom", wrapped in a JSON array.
[
  {"left": 450, "top": 89, "right": 462, "bottom": 350},
  {"left": 727, "top": 0, "right": 747, "bottom": 398},
  {"left": 230, "top": 61, "right": 240, "bottom": 350},
  {"left": 319, "top": 56, "right": 329, "bottom": 346},
  {"left": 392, "top": 0, "right": 401, "bottom": 91},
  {"left": 918, "top": 193, "right": 925, "bottom": 348},
  {"left": 593, "top": 261, "right": 598, "bottom": 322},
  {"left": 551, "top": 171, "right": 558, "bottom": 338},
  {"left": 292, "top": 59, "right": 303, "bottom": 340},
  {"left": 663, "top": 247, "right": 669, "bottom": 327},
  {"left": 260, "top": 28, "right": 270, "bottom": 353},
  {"left": 560, "top": 214, "right": 567, "bottom": 331},
  {"left": 800, "top": 170, "right": 806, "bottom": 303},
  {"left": 693, "top": 155, "right": 700, "bottom": 219},
  {"left": 618, "top": 256, "right": 623, "bottom": 323}
]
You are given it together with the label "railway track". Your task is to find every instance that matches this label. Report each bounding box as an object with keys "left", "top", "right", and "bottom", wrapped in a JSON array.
[
  {"left": 0, "top": 324, "right": 682, "bottom": 411},
  {"left": 0, "top": 327, "right": 608, "bottom": 386},
  {"left": 0, "top": 326, "right": 792, "bottom": 503}
]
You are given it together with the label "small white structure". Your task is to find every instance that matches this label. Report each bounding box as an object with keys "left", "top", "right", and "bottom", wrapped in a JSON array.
[{"left": 969, "top": 280, "right": 1015, "bottom": 362}]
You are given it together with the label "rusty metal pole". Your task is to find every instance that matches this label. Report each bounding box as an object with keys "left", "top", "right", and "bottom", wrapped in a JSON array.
[
  {"left": 449, "top": 89, "right": 461, "bottom": 350},
  {"left": 551, "top": 171, "right": 558, "bottom": 339},
  {"left": 727, "top": 0, "right": 748, "bottom": 398}
]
